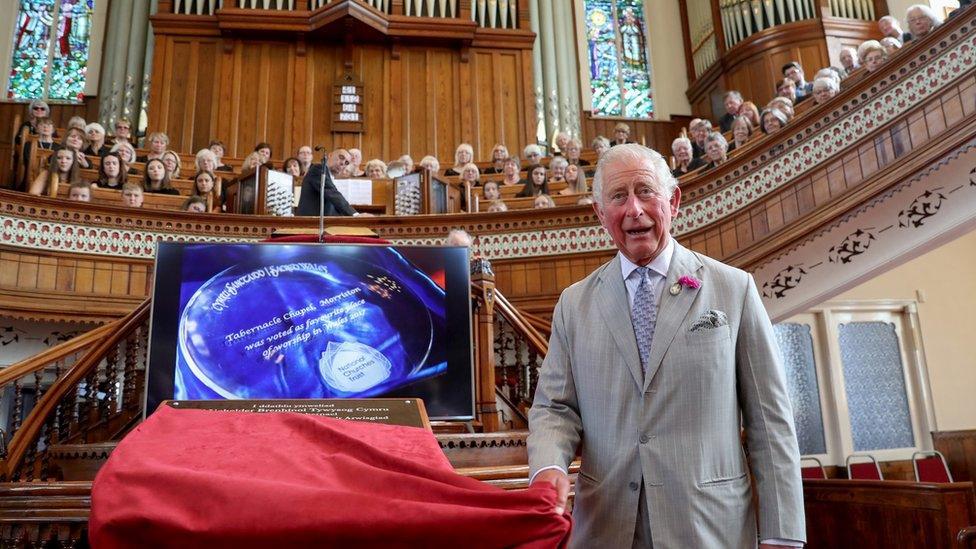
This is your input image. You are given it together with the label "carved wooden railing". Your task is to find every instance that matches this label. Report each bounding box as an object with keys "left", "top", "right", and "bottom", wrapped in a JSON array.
[{"left": 0, "top": 301, "right": 150, "bottom": 482}]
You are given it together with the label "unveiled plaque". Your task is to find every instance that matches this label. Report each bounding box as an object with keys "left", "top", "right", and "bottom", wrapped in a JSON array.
[{"left": 164, "top": 398, "right": 431, "bottom": 430}]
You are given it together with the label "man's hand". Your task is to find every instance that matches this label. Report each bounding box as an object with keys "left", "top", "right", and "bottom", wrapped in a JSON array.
[{"left": 532, "top": 469, "right": 570, "bottom": 515}]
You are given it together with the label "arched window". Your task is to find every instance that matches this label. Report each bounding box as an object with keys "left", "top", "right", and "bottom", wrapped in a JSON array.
[
  {"left": 7, "top": 0, "right": 96, "bottom": 103},
  {"left": 583, "top": 0, "right": 653, "bottom": 118}
]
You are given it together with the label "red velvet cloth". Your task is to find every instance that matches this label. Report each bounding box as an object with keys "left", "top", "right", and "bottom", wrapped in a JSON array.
[{"left": 90, "top": 407, "right": 571, "bottom": 548}]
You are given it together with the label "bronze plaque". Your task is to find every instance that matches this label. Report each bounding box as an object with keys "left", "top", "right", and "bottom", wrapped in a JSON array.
[{"left": 163, "top": 398, "right": 430, "bottom": 431}]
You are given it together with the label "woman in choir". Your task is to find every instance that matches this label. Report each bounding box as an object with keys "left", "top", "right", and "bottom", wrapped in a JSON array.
[
  {"left": 66, "top": 116, "right": 87, "bottom": 131},
  {"left": 30, "top": 148, "right": 80, "bottom": 195},
  {"left": 210, "top": 140, "right": 234, "bottom": 172},
  {"left": 590, "top": 136, "right": 611, "bottom": 159},
  {"left": 516, "top": 164, "right": 549, "bottom": 198},
  {"left": 611, "top": 122, "right": 632, "bottom": 146},
  {"left": 95, "top": 152, "right": 127, "bottom": 190},
  {"left": 500, "top": 156, "right": 521, "bottom": 187},
  {"left": 558, "top": 164, "right": 588, "bottom": 196},
  {"left": 445, "top": 144, "right": 474, "bottom": 176},
  {"left": 121, "top": 183, "right": 144, "bottom": 208},
  {"left": 703, "top": 132, "right": 729, "bottom": 171},
  {"left": 191, "top": 170, "right": 221, "bottom": 211},
  {"left": 766, "top": 97, "right": 794, "bottom": 120},
  {"left": 812, "top": 77, "right": 840, "bottom": 105},
  {"left": 113, "top": 118, "right": 133, "bottom": 143},
  {"left": 143, "top": 158, "right": 180, "bottom": 195},
  {"left": 161, "top": 150, "right": 183, "bottom": 180},
  {"left": 839, "top": 47, "right": 860, "bottom": 76},
  {"left": 564, "top": 138, "right": 590, "bottom": 167},
  {"left": 548, "top": 156, "right": 568, "bottom": 183},
  {"left": 670, "top": 137, "right": 704, "bottom": 178},
  {"left": 906, "top": 4, "right": 942, "bottom": 39},
  {"left": 195, "top": 149, "right": 218, "bottom": 174},
  {"left": 419, "top": 155, "right": 440, "bottom": 174},
  {"left": 138, "top": 132, "right": 169, "bottom": 163},
  {"left": 347, "top": 149, "right": 365, "bottom": 177},
  {"left": 761, "top": 108, "right": 789, "bottom": 134},
  {"left": 459, "top": 163, "right": 481, "bottom": 189},
  {"left": 254, "top": 142, "right": 273, "bottom": 165},
  {"left": 881, "top": 37, "right": 903, "bottom": 57},
  {"left": 727, "top": 116, "right": 753, "bottom": 153},
  {"left": 61, "top": 127, "right": 92, "bottom": 169},
  {"left": 365, "top": 159, "right": 388, "bottom": 179},
  {"left": 739, "top": 101, "right": 762, "bottom": 130},
  {"left": 486, "top": 200, "right": 508, "bottom": 213},
  {"left": 482, "top": 180, "right": 501, "bottom": 202},
  {"left": 20, "top": 117, "right": 57, "bottom": 189},
  {"left": 297, "top": 146, "right": 314, "bottom": 176},
  {"left": 84, "top": 123, "right": 110, "bottom": 157},
  {"left": 858, "top": 41, "right": 887, "bottom": 72},
  {"left": 522, "top": 144, "right": 544, "bottom": 168},
  {"left": 483, "top": 144, "right": 509, "bottom": 174},
  {"left": 15, "top": 100, "right": 49, "bottom": 144},
  {"left": 110, "top": 141, "right": 138, "bottom": 174},
  {"left": 240, "top": 152, "right": 264, "bottom": 173},
  {"left": 397, "top": 155, "right": 415, "bottom": 174},
  {"left": 283, "top": 157, "right": 302, "bottom": 177},
  {"left": 182, "top": 196, "right": 209, "bottom": 213},
  {"left": 533, "top": 194, "right": 556, "bottom": 209}
]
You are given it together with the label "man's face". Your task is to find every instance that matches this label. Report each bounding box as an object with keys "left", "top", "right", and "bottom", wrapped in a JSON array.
[
  {"left": 68, "top": 187, "right": 90, "bottom": 202},
  {"left": 724, "top": 96, "right": 741, "bottom": 115},
  {"left": 122, "top": 188, "right": 144, "bottom": 207},
  {"left": 777, "top": 80, "right": 797, "bottom": 102},
  {"left": 298, "top": 146, "right": 313, "bottom": 163},
  {"left": 329, "top": 150, "right": 351, "bottom": 176},
  {"left": 594, "top": 154, "right": 680, "bottom": 266},
  {"left": 785, "top": 65, "right": 805, "bottom": 86}
]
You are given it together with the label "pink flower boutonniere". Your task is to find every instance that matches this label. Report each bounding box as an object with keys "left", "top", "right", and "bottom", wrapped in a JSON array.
[{"left": 670, "top": 275, "right": 702, "bottom": 295}]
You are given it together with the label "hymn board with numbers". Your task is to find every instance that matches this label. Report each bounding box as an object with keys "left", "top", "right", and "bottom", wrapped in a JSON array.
[{"left": 333, "top": 72, "right": 364, "bottom": 133}]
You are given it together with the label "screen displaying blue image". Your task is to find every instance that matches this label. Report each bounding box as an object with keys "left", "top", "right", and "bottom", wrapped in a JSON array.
[{"left": 146, "top": 242, "right": 474, "bottom": 420}]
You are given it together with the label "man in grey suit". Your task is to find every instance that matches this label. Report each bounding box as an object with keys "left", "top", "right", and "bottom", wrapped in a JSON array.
[{"left": 528, "top": 144, "right": 805, "bottom": 548}]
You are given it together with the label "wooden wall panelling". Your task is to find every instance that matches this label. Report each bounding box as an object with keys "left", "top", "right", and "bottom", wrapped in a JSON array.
[
  {"left": 933, "top": 430, "right": 976, "bottom": 483},
  {"left": 579, "top": 113, "right": 684, "bottom": 157}
]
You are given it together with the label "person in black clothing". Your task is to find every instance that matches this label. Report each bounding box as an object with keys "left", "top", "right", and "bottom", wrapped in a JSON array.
[
  {"left": 516, "top": 164, "right": 550, "bottom": 198},
  {"left": 95, "top": 153, "right": 127, "bottom": 190},
  {"left": 670, "top": 137, "right": 705, "bottom": 178},
  {"left": 137, "top": 132, "right": 169, "bottom": 163},
  {"left": 14, "top": 100, "right": 49, "bottom": 149},
  {"left": 564, "top": 138, "right": 591, "bottom": 167},
  {"left": 84, "top": 123, "right": 111, "bottom": 157},
  {"left": 688, "top": 118, "right": 712, "bottom": 159},
  {"left": 20, "top": 117, "right": 58, "bottom": 190},
  {"left": 296, "top": 149, "right": 360, "bottom": 217},
  {"left": 482, "top": 144, "right": 509, "bottom": 175},
  {"left": 143, "top": 158, "right": 181, "bottom": 195},
  {"left": 718, "top": 91, "right": 743, "bottom": 133},
  {"left": 611, "top": 123, "right": 633, "bottom": 146}
]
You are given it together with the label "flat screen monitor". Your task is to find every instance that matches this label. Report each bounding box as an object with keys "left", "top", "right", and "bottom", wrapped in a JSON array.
[{"left": 146, "top": 242, "right": 474, "bottom": 420}]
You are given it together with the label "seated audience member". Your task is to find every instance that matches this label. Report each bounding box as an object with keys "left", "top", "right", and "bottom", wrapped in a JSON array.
[
  {"left": 84, "top": 123, "right": 110, "bottom": 157},
  {"left": 776, "top": 78, "right": 805, "bottom": 104},
  {"left": 398, "top": 155, "right": 415, "bottom": 174},
  {"left": 210, "top": 140, "right": 233, "bottom": 172},
  {"left": 739, "top": 101, "right": 762, "bottom": 129},
  {"left": 21, "top": 117, "right": 57, "bottom": 188},
  {"left": 445, "top": 229, "right": 473, "bottom": 247},
  {"left": 522, "top": 144, "right": 544, "bottom": 167},
  {"left": 761, "top": 107, "right": 789, "bottom": 134},
  {"left": 559, "top": 164, "right": 588, "bottom": 195},
  {"left": 839, "top": 47, "right": 860, "bottom": 76},
  {"left": 283, "top": 157, "right": 301, "bottom": 177},
  {"left": 297, "top": 145, "right": 314, "bottom": 176},
  {"left": 533, "top": 194, "right": 556, "bottom": 209},
  {"left": 364, "top": 159, "right": 388, "bottom": 179},
  {"left": 138, "top": 132, "right": 169, "bottom": 163},
  {"left": 30, "top": 148, "right": 80, "bottom": 195},
  {"left": 689, "top": 118, "right": 711, "bottom": 159},
  {"left": 121, "top": 183, "right": 144, "bottom": 208},
  {"left": 670, "top": 137, "right": 705, "bottom": 178},
  {"left": 815, "top": 67, "right": 843, "bottom": 87},
  {"left": 564, "top": 138, "right": 590, "bottom": 166},
  {"left": 14, "top": 100, "right": 49, "bottom": 146},
  {"left": 812, "top": 77, "right": 840, "bottom": 105},
  {"left": 419, "top": 155, "right": 440, "bottom": 174},
  {"left": 766, "top": 96, "right": 795, "bottom": 120},
  {"left": 553, "top": 132, "right": 571, "bottom": 155},
  {"left": 482, "top": 180, "right": 501, "bottom": 201},
  {"left": 483, "top": 144, "right": 510, "bottom": 174},
  {"left": 241, "top": 152, "right": 264, "bottom": 173},
  {"left": 783, "top": 61, "right": 813, "bottom": 99},
  {"left": 161, "top": 150, "right": 182, "bottom": 180},
  {"left": 881, "top": 37, "right": 903, "bottom": 56},
  {"left": 591, "top": 136, "right": 611, "bottom": 159},
  {"left": 347, "top": 148, "right": 365, "bottom": 177},
  {"left": 191, "top": 170, "right": 221, "bottom": 211},
  {"left": 143, "top": 158, "right": 180, "bottom": 195},
  {"left": 611, "top": 122, "right": 632, "bottom": 146},
  {"left": 182, "top": 196, "right": 208, "bottom": 213},
  {"left": 703, "top": 132, "right": 729, "bottom": 171},
  {"left": 517, "top": 164, "right": 549, "bottom": 197},
  {"left": 113, "top": 118, "right": 132, "bottom": 143},
  {"left": 60, "top": 128, "right": 91, "bottom": 168},
  {"left": 195, "top": 148, "right": 217, "bottom": 174},
  {"left": 500, "top": 156, "right": 522, "bottom": 186},
  {"left": 254, "top": 142, "right": 273, "bottom": 165},
  {"left": 858, "top": 40, "right": 887, "bottom": 72},
  {"left": 459, "top": 162, "right": 481, "bottom": 189},
  {"left": 445, "top": 143, "right": 474, "bottom": 176},
  {"left": 67, "top": 182, "right": 92, "bottom": 202},
  {"left": 487, "top": 200, "right": 508, "bottom": 212},
  {"left": 67, "top": 116, "right": 87, "bottom": 131},
  {"left": 111, "top": 141, "right": 138, "bottom": 173},
  {"left": 907, "top": 4, "right": 942, "bottom": 38},
  {"left": 95, "top": 152, "right": 127, "bottom": 189},
  {"left": 548, "top": 156, "right": 568, "bottom": 183},
  {"left": 719, "top": 91, "right": 743, "bottom": 132},
  {"left": 728, "top": 116, "right": 753, "bottom": 153},
  {"left": 879, "top": 14, "right": 912, "bottom": 42}
]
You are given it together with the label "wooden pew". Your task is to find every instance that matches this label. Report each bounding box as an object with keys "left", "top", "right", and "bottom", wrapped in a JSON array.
[
  {"left": 475, "top": 191, "right": 589, "bottom": 212},
  {"left": 934, "top": 429, "right": 976, "bottom": 483},
  {"left": 55, "top": 185, "right": 186, "bottom": 211}
]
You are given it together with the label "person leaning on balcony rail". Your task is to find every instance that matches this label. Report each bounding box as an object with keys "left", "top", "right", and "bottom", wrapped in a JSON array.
[
  {"left": 878, "top": 14, "right": 912, "bottom": 43},
  {"left": 839, "top": 47, "right": 860, "bottom": 77},
  {"left": 858, "top": 40, "right": 887, "bottom": 73},
  {"left": 138, "top": 132, "right": 169, "bottom": 163},
  {"left": 703, "top": 132, "right": 729, "bottom": 172},
  {"left": 719, "top": 91, "right": 743, "bottom": 133},
  {"left": 739, "top": 101, "right": 761, "bottom": 129},
  {"left": 727, "top": 116, "right": 753, "bottom": 153},
  {"left": 95, "top": 152, "right": 127, "bottom": 190},
  {"left": 761, "top": 108, "right": 789, "bottom": 135},
  {"left": 30, "top": 147, "right": 80, "bottom": 195},
  {"left": 881, "top": 37, "right": 903, "bottom": 57},
  {"left": 688, "top": 118, "right": 711, "bottom": 159},
  {"left": 906, "top": 4, "right": 942, "bottom": 39},
  {"left": 670, "top": 137, "right": 704, "bottom": 178},
  {"left": 445, "top": 143, "right": 474, "bottom": 176},
  {"left": 812, "top": 77, "right": 840, "bottom": 105}
]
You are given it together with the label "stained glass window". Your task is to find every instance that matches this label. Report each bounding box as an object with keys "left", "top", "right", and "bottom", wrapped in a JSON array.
[
  {"left": 583, "top": 0, "right": 653, "bottom": 118},
  {"left": 7, "top": 0, "right": 95, "bottom": 103}
]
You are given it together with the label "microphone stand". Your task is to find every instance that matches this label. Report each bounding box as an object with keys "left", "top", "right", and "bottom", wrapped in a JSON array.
[{"left": 318, "top": 155, "right": 329, "bottom": 243}]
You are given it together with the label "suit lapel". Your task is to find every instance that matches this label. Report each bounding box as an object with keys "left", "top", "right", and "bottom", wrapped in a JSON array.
[
  {"left": 642, "top": 243, "right": 705, "bottom": 391},
  {"left": 596, "top": 255, "right": 644, "bottom": 390}
]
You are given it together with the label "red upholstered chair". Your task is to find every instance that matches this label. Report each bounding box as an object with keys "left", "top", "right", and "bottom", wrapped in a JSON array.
[
  {"left": 912, "top": 450, "right": 953, "bottom": 483},
  {"left": 846, "top": 454, "right": 883, "bottom": 480},
  {"left": 800, "top": 456, "right": 827, "bottom": 480}
]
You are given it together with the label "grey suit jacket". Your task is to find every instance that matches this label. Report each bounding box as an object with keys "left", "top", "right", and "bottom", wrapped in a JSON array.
[{"left": 528, "top": 242, "right": 805, "bottom": 548}]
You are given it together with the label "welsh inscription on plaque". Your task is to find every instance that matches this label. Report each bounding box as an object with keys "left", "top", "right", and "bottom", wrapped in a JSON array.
[
  {"left": 333, "top": 72, "right": 364, "bottom": 133},
  {"left": 164, "top": 398, "right": 430, "bottom": 430}
]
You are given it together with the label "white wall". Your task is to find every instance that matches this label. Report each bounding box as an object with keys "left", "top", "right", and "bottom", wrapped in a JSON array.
[{"left": 887, "top": 0, "right": 960, "bottom": 24}]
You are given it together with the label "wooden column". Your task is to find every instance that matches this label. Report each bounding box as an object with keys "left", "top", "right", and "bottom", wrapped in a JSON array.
[{"left": 471, "top": 257, "right": 499, "bottom": 432}]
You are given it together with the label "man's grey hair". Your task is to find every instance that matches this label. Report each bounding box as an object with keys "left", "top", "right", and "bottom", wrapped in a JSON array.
[
  {"left": 671, "top": 136, "right": 692, "bottom": 153},
  {"left": 724, "top": 90, "right": 743, "bottom": 102},
  {"left": 592, "top": 144, "right": 677, "bottom": 206}
]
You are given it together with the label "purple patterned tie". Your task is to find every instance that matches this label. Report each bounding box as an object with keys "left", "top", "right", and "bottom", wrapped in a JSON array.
[{"left": 632, "top": 267, "right": 658, "bottom": 373}]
